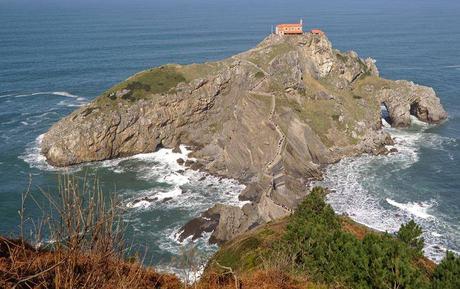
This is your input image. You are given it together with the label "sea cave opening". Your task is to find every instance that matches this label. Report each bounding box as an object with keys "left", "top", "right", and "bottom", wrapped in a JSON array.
[
  {"left": 410, "top": 101, "right": 420, "bottom": 117},
  {"left": 380, "top": 102, "right": 391, "bottom": 127}
]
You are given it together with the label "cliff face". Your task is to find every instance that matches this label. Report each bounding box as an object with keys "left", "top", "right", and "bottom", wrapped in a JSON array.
[{"left": 41, "top": 33, "right": 447, "bottom": 243}]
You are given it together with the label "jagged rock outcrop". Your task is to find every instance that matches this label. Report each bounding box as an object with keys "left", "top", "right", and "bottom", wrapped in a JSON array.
[{"left": 41, "top": 33, "right": 447, "bottom": 243}]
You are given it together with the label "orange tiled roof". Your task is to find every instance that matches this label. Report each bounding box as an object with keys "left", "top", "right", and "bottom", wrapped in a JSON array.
[{"left": 311, "top": 29, "right": 324, "bottom": 34}]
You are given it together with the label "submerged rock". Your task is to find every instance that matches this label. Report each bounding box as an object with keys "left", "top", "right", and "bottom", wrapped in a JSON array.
[{"left": 41, "top": 33, "right": 447, "bottom": 243}]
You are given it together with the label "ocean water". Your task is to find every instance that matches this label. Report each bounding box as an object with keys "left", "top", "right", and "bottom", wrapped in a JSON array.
[{"left": 1, "top": 0, "right": 459, "bottom": 270}]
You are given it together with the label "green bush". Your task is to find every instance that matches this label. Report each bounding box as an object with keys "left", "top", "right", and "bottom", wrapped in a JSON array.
[
  {"left": 255, "top": 71, "right": 265, "bottom": 78},
  {"left": 397, "top": 220, "right": 425, "bottom": 256},
  {"left": 431, "top": 251, "right": 460, "bottom": 289},
  {"left": 213, "top": 186, "right": 460, "bottom": 289},
  {"left": 281, "top": 187, "right": 431, "bottom": 289},
  {"left": 363, "top": 233, "right": 427, "bottom": 289}
]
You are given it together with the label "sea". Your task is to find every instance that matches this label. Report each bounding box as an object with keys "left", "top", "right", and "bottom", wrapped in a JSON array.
[{"left": 1, "top": 0, "right": 459, "bottom": 273}]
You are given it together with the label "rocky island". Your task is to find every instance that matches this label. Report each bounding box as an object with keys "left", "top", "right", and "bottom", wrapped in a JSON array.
[{"left": 41, "top": 33, "right": 447, "bottom": 244}]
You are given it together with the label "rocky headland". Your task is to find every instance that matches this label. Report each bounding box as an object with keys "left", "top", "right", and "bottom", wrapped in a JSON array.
[{"left": 41, "top": 33, "right": 447, "bottom": 244}]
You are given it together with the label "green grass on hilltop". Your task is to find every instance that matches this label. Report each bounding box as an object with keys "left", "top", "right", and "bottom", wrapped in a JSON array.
[
  {"left": 95, "top": 61, "right": 225, "bottom": 106},
  {"left": 99, "top": 65, "right": 186, "bottom": 103}
]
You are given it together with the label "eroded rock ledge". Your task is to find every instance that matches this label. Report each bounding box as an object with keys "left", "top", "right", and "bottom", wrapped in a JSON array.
[{"left": 41, "top": 33, "right": 447, "bottom": 243}]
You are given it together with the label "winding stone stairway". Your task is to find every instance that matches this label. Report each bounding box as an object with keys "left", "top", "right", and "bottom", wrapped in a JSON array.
[{"left": 239, "top": 58, "right": 292, "bottom": 214}]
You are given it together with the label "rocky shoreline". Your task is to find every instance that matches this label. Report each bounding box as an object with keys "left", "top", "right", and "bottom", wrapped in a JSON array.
[{"left": 41, "top": 33, "right": 447, "bottom": 243}]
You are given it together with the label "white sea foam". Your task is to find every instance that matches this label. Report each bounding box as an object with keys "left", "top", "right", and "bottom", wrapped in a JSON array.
[
  {"left": 410, "top": 115, "right": 430, "bottom": 127},
  {"left": 14, "top": 92, "right": 45, "bottom": 98},
  {"left": 22, "top": 137, "right": 245, "bottom": 259},
  {"left": 105, "top": 145, "right": 246, "bottom": 278},
  {"left": 155, "top": 228, "right": 216, "bottom": 282},
  {"left": 125, "top": 146, "right": 242, "bottom": 203},
  {"left": 126, "top": 200, "right": 152, "bottom": 209},
  {"left": 0, "top": 93, "right": 17, "bottom": 98},
  {"left": 386, "top": 198, "right": 435, "bottom": 219},
  {"left": 19, "top": 134, "right": 58, "bottom": 171},
  {"left": 22, "top": 111, "right": 59, "bottom": 126},
  {"left": 14, "top": 91, "right": 79, "bottom": 98},
  {"left": 119, "top": 145, "right": 246, "bottom": 211},
  {"left": 156, "top": 186, "right": 183, "bottom": 200},
  {"left": 52, "top": 91, "right": 79, "bottom": 98},
  {"left": 381, "top": 118, "right": 391, "bottom": 128},
  {"left": 316, "top": 119, "right": 459, "bottom": 262},
  {"left": 20, "top": 134, "right": 83, "bottom": 172},
  {"left": 11, "top": 91, "right": 88, "bottom": 107},
  {"left": 57, "top": 99, "right": 88, "bottom": 107},
  {"left": 125, "top": 186, "right": 186, "bottom": 209},
  {"left": 15, "top": 92, "right": 52, "bottom": 98}
]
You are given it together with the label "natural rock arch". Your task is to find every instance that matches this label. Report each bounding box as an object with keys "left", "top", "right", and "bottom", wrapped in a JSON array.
[{"left": 376, "top": 81, "right": 447, "bottom": 127}]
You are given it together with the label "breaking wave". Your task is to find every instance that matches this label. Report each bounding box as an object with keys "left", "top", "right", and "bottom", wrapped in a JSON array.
[
  {"left": 107, "top": 145, "right": 245, "bottom": 279},
  {"left": 19, "top": 134, "right": 59, "bottom": 171},
  {"left": 13, "top": 91, "right": 80, "bottom": 98},
  {"left": 21, "top": 137, "right": 246, "bottom": 273},
  {"left": 5, "top": 91, "right": 88, "bottom": 107},
  {"left": 116, "top": 145, "right": 246, "bottom": 211},
  {"left": 0, "top": 93, "right": 17, "bottom": 99},
  {"left": 51, "top": 91, "right": 80, "bottom": 98},
  {"left": 316, "top": 117, "right": 459, "bottom": 262},
  {"left": 385, "top": 198, "right": 435, "bottom": 219}
]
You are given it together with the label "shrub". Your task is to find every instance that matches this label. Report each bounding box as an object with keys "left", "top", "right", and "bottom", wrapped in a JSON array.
[
  {"left": 431, "top": 251, "right": 460, "bottom": 289},
  {"left": 397, "top": 220, "right": 425, "bottom": 256},
  {"left": 281, "top": 187, "right": 430, "bottom": 289},
  {"left": 363, "top": 233, "right": 427, "bottom": 289},
  {"left": 255, "top": 71, "right": 265, "bottom": 78}
]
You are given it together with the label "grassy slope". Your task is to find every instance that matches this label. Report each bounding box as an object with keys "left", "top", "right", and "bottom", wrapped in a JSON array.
[
  {"left": 199, "top": 217, "right": 371, "bottom": 289},
  {"left": 204, "top": 193, "right": 437, "bottom": 289},
  {"left": 206, "top": 216, "right": 382, "bottom": 275},
  {"left": 94, "top": 62, "right": 226, "bottom": 106}
]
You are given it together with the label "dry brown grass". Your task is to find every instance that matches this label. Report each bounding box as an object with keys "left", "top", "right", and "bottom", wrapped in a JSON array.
[
  {"left": 339, "top": 217, "right": 373, "bottom": 240},
  {"left": 197, "top": 269, "right": 322, "bottom": 289},
  {"left": 0, "top": 237, "right": 181, "bottom": 289},
  {"left": 0, "top": 175, "right": 336, "bottom": 289},
  {"left": 0, "top": 174, "right": 182, "bottom": 289},
  {"left": 0, "top": 237, "right": 321, "bottom": 289}
]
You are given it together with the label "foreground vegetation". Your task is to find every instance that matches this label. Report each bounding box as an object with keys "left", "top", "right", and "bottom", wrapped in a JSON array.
[
  {"left": 0, "top": 179, "right": 458, "bottom": 289},
  {"left": 0, "top": 176, "right": 181, "bottom": 289},
  {"left": 209, "top": 187, "right": 460, "bottom": 289}
]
